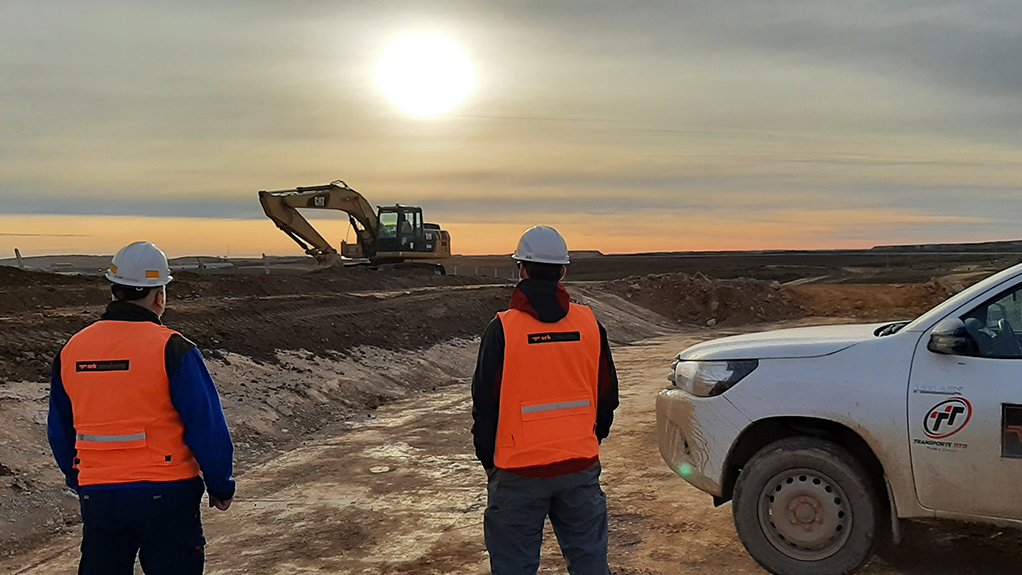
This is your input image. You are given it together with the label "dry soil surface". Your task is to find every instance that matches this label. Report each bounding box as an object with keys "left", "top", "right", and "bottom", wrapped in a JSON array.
[
  {"left": 1, "top": 266, "right": 1018, "bottom": 573},
  {"left": 5, "top": 325, "right": 1022, "bottom": 574}
]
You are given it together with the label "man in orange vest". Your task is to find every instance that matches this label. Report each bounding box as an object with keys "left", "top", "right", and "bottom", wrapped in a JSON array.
[
  {"left": 47, "top": 241, "right": 235, "bottom": 575},
  {"left": 472, "top": 226, "right": 619, "bottom": 575}
]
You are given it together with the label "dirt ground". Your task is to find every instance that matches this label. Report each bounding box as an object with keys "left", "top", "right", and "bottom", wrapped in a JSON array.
[
  {"left": 6, "top": 328, "right": 1022, "bottom": 574},
  {"left": 2, "top": 258, "right": 1022, "bottom": 573}
]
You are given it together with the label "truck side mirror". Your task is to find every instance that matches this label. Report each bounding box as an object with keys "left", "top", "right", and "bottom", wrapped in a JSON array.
[{"left": 928, "top": 318, "right": 976, "bottom": 356}]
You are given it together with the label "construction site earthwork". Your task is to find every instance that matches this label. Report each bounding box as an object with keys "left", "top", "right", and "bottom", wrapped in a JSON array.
[{"left": 3, "top": 243, "right": 1022, "bottom": 574}]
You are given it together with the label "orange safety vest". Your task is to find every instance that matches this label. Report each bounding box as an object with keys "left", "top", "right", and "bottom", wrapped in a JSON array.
[
  {"left": 494, "top": 304, "right": 602, "bottom": 470},
  {"left": 60, "top": 321, "right": 200, "bottom": 487}
]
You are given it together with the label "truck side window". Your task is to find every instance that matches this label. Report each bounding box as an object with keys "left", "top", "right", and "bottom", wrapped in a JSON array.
[{"left": 961, "top": 286, "right": 1022, "bottom": 358}]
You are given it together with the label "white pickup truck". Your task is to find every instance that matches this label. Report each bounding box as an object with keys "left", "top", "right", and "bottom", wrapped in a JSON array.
[{"left": 657, "top": 262, "right": 1022, "bottom": 575}]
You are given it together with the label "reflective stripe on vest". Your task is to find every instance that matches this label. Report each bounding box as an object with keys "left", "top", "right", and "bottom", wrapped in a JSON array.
[
  {"left": 61, "top": 321, "right": 200, "bottom": 486},
  {"left": 77, "top": 432, "right": 147, "bottom": 444},
  {"left": 494, "top": 304, "right": 602, "bottom": 470},
  {"left": 522, "top": 400, "right": 591, "bottom": 414}
]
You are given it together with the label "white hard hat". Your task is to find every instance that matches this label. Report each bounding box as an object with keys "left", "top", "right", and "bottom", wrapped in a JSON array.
[
  {"left": 512, "top": 226, "right": 570, "bottom": 265},
  {"left": 105, "top": 241, "right": 173, "bottom": 287}
]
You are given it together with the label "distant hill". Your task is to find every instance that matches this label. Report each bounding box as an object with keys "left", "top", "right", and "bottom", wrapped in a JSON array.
[
  {"left": 871, "top": 239, "right": 1022, "bottom": 253},
  {"left": 569, "top": 250, "right": 605, "bottom": 258},
  {"left": 0, "top": 254, "right": 244, "bottom": 274},
  {"left": 448, "top": 251, "right": 605, "bottom": 259},
  {"left": 0, "top": 254, "right": 109, "bottom": 273}
]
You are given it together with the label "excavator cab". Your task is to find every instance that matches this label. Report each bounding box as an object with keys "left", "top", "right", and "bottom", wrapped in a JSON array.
[
  {"left": 374, "top": 205, "right": 449, "bottom": 260},
  {"left": 376, "top": 206, "right": 420, "bottom": 252}
]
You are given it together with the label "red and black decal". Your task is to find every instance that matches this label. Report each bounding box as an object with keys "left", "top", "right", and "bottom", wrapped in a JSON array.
[
  {"left": 1002, "top": 404, "right": 1022, "bottom": 459},
  {"left": 528, "top": 331, "right": 581, "bottom": 345},
  {"left": 923, "top": 397, "right": 972, "bottom": 439},
  {"left": 75, "top": 360, "right": 130, "bottom": 372}
]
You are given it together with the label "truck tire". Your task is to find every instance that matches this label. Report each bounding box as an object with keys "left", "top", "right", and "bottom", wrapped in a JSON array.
[{"left": 732, "top": 437, "right": 879, "bottom": 575}]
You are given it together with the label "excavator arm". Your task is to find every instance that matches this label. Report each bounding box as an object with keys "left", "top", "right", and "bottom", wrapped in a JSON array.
[{"left": 258, "top": 180, "right": 380, "bottom": 264}]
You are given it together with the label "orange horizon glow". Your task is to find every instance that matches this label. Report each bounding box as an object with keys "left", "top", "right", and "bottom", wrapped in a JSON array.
[{"left": 0, "top": 212, "right": 1002, "bottom": 261}]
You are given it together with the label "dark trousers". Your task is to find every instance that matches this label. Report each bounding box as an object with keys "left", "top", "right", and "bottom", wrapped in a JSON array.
[
  {"left": 78, "top": 477, "right": 206, "bottom": 575},
  {"left": 484, "top": 463, "right": 609, "bottom": 575}
]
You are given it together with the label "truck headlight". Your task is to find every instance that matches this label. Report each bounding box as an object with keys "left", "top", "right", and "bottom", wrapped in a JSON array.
[{"left": 669, "top": 359, "right": 758, "bottom": 397}]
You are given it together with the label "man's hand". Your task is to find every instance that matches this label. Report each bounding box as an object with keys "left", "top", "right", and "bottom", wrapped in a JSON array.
[{"left": 209, "top": 496, "right": 233, "bottom": 511}]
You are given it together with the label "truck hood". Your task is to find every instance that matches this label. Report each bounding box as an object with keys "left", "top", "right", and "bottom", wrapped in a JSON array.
[{"left": 679, "top": 323, "right": 888, "bottom": 361}]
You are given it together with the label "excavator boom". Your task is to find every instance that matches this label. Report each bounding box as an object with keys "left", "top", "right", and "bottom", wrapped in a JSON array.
[{"left": 258, "top": 180, "right": 379, "bottom": 264}]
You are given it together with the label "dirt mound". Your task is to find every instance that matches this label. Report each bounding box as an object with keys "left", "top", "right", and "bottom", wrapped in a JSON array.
[
  {"left": 0, "top": 267, "right": 515, "bottom": 383},
  {"left": 166, "top": 285, "right": 511, "bottom": 365},
  {"left": 605, "top": 274, "right": 965, "bottom": 327},
  {"left": 0, "top": 267, "right": 495, "bottom": 315},
  {"left": 174, "top": 267, "right": 486, "bottom": 298},
  {"left": 0, "top": 267, "right": 93, "bottom": 287},
  {"left": 607, "top": 273, "right": 805, "bottom": 326},
  {"left": 0, "top": 285, "right": 512, "bottom": 382},
  {"left": 0, "top": 267, "right": 102, "bottom": 314},
  {"left": 790, "top": 281, "right": 958, "bottom": 321}
]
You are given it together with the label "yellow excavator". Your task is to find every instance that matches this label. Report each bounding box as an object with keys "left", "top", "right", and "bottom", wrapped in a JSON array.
[{"left": 258, "top": 180, "right": 452, "bottom": 273}]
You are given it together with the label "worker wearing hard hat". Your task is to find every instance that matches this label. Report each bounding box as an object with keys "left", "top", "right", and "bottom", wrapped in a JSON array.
[
  {"left": 472, "top": 226, "right": 619, "bottom": 575},
  {"left": 47, "top": 241, "right": 235, "bottom": 575}
]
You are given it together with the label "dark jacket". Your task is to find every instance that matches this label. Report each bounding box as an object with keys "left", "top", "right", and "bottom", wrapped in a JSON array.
[
  {"left": 471, "top": 279, "right": 619, "bottom": 478},
  {"left": 47, "top": 301, "right": 236, "bottom": 501}
]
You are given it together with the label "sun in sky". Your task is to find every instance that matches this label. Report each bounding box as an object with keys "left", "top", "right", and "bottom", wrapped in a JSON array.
[{"left": 375, "top": 33, "right": 475, "bottom": 117}]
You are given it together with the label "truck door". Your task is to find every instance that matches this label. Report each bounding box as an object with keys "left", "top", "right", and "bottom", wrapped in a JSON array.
[{"left": 908, "top": 282, "right": 1022, "bottom": 519}]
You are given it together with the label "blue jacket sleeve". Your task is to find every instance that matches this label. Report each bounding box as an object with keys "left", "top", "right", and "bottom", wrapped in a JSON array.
[
  {"left": 169, "top": 348, "right": 236, "bottom": 501},
  {"left": 47, "top": 354, "right": 79, "bottom": 491}
]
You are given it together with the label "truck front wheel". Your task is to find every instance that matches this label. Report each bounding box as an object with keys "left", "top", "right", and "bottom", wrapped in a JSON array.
[{"left": 732, "top": 437, "right": 879, "bottom": 575}]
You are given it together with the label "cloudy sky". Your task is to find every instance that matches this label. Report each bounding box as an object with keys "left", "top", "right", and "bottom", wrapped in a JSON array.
[{"left": 2, "top": 1, "right": 1021, "bottom": 257}]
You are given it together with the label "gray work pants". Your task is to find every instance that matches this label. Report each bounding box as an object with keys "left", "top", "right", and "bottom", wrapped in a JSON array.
[{"left": 484, "top": 463, "right": 609, "bottom": 575}]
